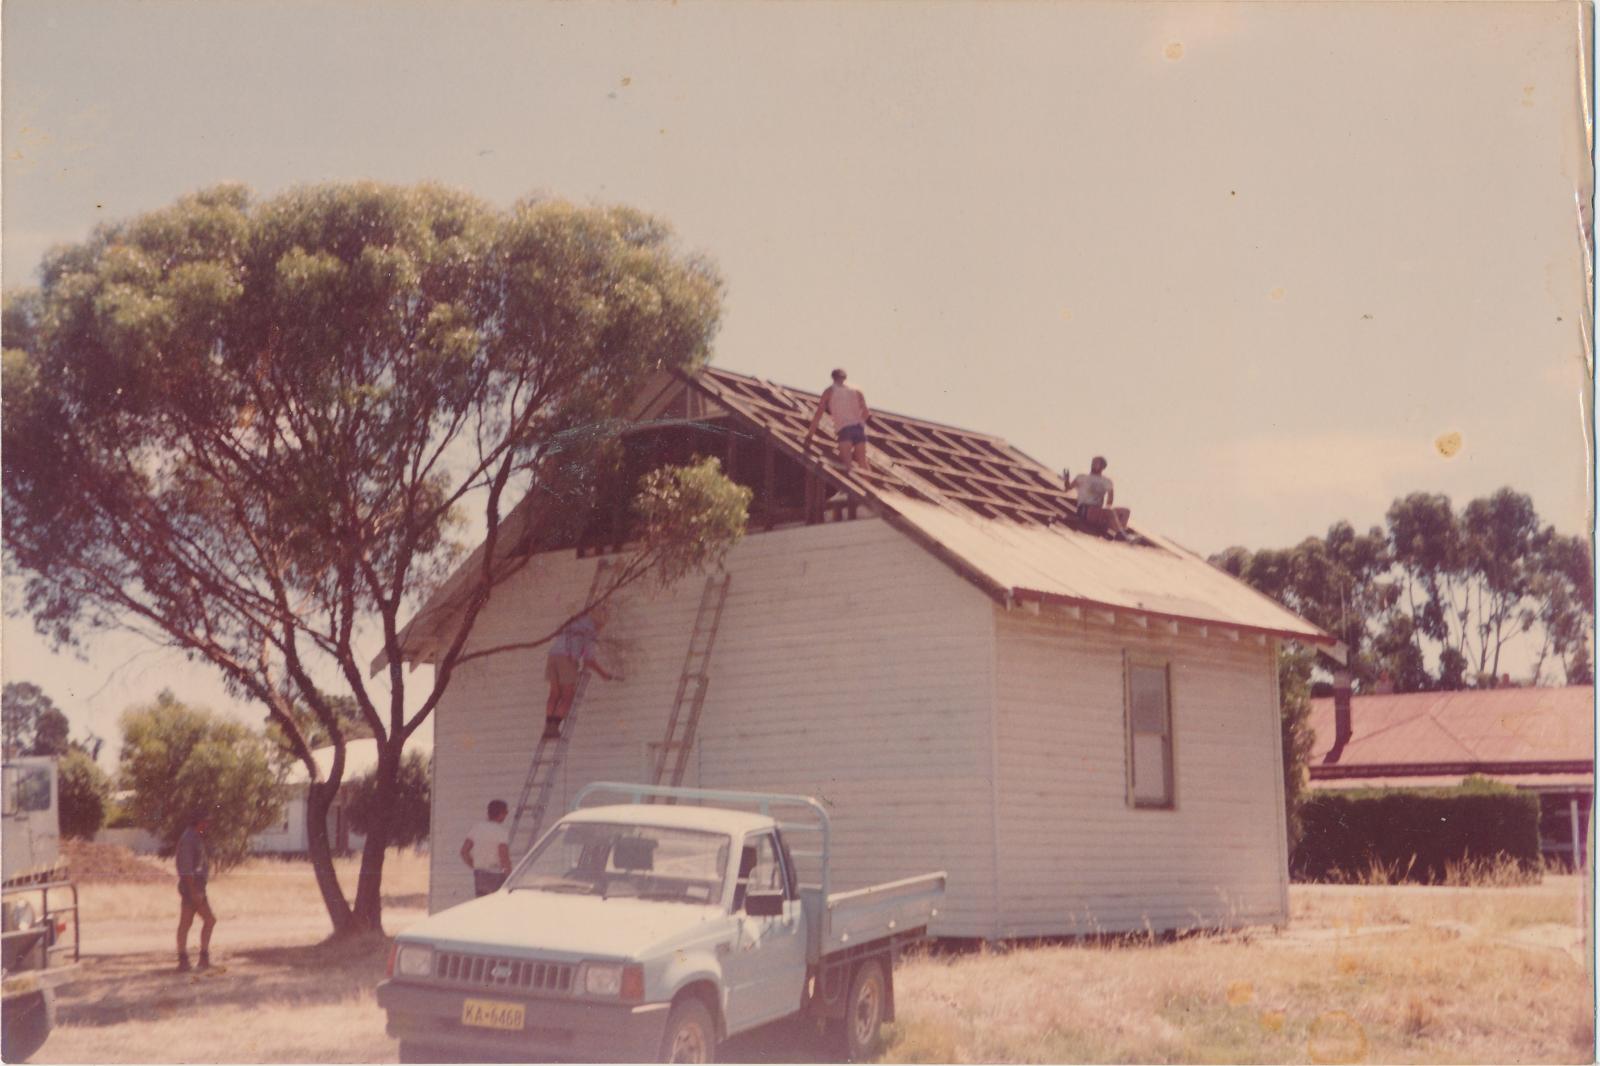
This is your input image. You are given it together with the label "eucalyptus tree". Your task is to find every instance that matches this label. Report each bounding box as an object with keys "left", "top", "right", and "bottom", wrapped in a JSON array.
[{"left": 3, "top": 183, "right": 748, "bottom": 934}]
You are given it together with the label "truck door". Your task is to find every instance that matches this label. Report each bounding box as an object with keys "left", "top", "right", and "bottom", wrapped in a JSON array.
[
  {"left": 722, "top": 831, "right": 808, "bottom": 1032},
  {"left": 2, "top": 759, "right": 59, "bottom": 884}
]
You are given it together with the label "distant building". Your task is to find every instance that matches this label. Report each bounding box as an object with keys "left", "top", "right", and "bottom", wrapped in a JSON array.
[
  {"left": 1308, "top": 685, "right": 1595, "bottom": 868},
  {"left": 388, "top": 367, "right": 1334, "bottom": 937},
  {"left": 251, "top": 737, "right": 431, "bottom": 856}
]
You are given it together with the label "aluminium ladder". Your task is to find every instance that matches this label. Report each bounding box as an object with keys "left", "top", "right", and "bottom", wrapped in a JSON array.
[
  {"left": 506, "top": 559, "right": 614, "bottom": 856},
  {"left": 651, "top": 572, "right": 734, "bottom": 791}
]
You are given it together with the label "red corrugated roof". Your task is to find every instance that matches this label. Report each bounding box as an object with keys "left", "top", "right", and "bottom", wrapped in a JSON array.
[{"left": 1308, "top": 687, "right": 1595, "bottom": 772}]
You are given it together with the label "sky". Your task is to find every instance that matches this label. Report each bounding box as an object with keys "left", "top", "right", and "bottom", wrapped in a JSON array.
[{"left": 2, "top": 1, "right": 1594, "bottom": 752}]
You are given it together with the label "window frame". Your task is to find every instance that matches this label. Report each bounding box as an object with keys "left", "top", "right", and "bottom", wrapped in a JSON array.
[{"left": 1123, "top": 654, "right": 1176, "bottom": 810}]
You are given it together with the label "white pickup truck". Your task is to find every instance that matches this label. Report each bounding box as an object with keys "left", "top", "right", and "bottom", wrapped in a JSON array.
[{"left": 377, "top": 782, "right": 945, "bottom": 1063}]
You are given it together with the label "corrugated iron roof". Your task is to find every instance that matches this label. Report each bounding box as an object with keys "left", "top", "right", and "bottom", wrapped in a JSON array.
[
  {"left": 1308, "top": 686, "right": 1596, "bottom": 771},
  {"left": 689, "top": 367, "right": 1332, "bottom": 644},
  {"left": 380, "top": 365, "right": 1332, "bottom": 670}
]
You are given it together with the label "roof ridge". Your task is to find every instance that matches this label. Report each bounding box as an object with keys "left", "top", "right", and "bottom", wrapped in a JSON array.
[{"left": 700, "top": 364, "right": 1014, "bottom": 446}]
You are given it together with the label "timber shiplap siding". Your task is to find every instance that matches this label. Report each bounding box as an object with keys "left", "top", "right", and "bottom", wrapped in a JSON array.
[
  {"left": 990, "top": 609, "right": 1288, "bottom": 936},
  {"left": 430, "top": 517, "right": 999, "bottom": 935}
]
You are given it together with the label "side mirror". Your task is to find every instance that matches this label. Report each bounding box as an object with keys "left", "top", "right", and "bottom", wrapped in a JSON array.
[{"left": 744, "top": 892, "right": 784, "bottom": 917}]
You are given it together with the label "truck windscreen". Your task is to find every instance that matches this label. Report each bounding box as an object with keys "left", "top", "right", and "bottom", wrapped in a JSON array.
[{"left": 507, "top": 823, "right": 731, "bottom": 906}]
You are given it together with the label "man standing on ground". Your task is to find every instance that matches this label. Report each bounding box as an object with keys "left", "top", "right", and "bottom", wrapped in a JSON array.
[
  {"left": 461, "top": 800, "right": 513, "bottom": 897},
  {"left": 175, "top": 814, "right": 217, "bottom": 972},
  {"left": 806, "top": 368, "right": 872, "bottom": 475},
  {"left": 543, "top": 605, "right": 616, "bottom": 740}
]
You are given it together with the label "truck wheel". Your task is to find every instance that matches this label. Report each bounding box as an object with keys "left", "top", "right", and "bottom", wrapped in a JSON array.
[
  {"left": 659, "top": 997, "right": 717, "bottom": 1063},
  {"left": 832, "top": 957, "right": 887, "bottom": 1061},
  {"left": 1, "top": 989, "right": 55, "bottom": 1062}
]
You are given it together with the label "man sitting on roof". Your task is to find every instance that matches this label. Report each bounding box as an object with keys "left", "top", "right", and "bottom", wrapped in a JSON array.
[
  {"left": 805, "top": 367, "right": 872, "bottom": 475},
  {"left": 1066, "top": 456, "right": 1134, "bottom": 540}
]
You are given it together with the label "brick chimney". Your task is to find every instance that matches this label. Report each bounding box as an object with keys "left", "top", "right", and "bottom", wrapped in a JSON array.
[{"left": 1324, "top": 668, "right": 1353, "bottom": 764}]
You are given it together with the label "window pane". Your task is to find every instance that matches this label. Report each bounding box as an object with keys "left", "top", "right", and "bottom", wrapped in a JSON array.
[
  {"left": 1129, "top": 665, "right": 1168, "bottom": 734},
  {"left": 745, "top": 834, "right": 784, "bottom": 894},
  {"left": 1132, "top": 734, "right": 1170, "bottom": 805}
]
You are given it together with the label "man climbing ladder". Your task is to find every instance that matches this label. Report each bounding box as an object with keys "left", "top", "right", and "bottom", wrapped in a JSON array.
[{"left": 543, "top": 603, "right": 617, "bottom": 739}]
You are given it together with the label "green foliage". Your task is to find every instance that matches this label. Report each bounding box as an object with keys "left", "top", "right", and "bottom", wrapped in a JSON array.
[
  {"left": 57, "top": 748, "right": 110, "bottom": 839},
  {"left": 632, "top": 457, "right": 752, "bottom": 587},
  {"left": 1292, "top": 782, "right": 1541, "bottom": 883},
  {"left": 2, "top": 682, "right": 71, "bottom": 757},
  {"left": 268, "top": 693, "right": 374, "bottom": 757},
  {"left": 1214, "top": 487, "right": 1593, "bottom": 692},
  {"left": 345, "top": 750, "right": 430, "bottom": 849},
  {"left": 1276, "top": 647, "right": 1315, "bottom": 852},
  {"left": 3, "top": 182, "right": 736, "bottom": 932},
  {"left": 118, "top": 691, "right": 285, "bottom": 871}
]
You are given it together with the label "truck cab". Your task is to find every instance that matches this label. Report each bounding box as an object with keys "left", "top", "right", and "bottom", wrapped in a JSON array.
[
  {"left": 378, "top": 783, "right": 944, "bottom": 1063},
  {"left": 2, "top": 757, "right": 82, "bottom": 1062}
]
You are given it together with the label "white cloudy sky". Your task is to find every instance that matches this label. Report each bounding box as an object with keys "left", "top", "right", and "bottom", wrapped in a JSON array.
[{"left": 3, "top": 1, "right": 1593, "bottom": 746}]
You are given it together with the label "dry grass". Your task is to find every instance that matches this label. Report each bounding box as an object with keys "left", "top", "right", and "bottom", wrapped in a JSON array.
[
  {"left": 33, "top": 872, "right": 1594, "bottom": 1064},
  {"left": 76, "top": 850, "right": 431, "bottom": 924},
  {"left": 36, "top": 935, "right": 398, "bottom": 1064},
  {"left": 1316, "top": 853, "right": 1542, "bottom": 889},
  {"left": 882, "top": 879, "right": 1593, "bottom": 1065}
]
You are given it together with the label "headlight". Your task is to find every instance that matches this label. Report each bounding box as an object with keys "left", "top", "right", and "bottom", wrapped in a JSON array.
[
  {"left": 582, "top": 961, "right": 644, "bottom": 1000},
  {"left": 583, "top": 962, "right": 624, "bottom": 996},
  {"left": 396, "top": 944, "right": 434, "bottom": 977}
]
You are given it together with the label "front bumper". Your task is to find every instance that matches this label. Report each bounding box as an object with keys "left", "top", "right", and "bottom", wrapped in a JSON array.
[
  {"left": 3, "top": 963, "right": 80, "bottom": 998},
  {"left": 376, "top": 979, "right": 670, "bottom": 1062}
]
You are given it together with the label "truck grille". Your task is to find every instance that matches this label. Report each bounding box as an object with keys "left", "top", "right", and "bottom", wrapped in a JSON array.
[{"left": 433, "top": 951, "right": 574, "bottom": 994}]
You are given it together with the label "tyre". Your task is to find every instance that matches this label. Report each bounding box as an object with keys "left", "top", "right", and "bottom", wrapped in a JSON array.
[
  {"left": 1, "top": 989, "right": 55, "bottom": 1062},
  {"left": 830, "top": 957, "right": 887, "bottom": 1062},
  {"left": 659, "top": 996, "right": 717, "bottom": 1063}
]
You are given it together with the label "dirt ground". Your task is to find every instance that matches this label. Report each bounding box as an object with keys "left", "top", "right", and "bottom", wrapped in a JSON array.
[{"left": 28, "top": 862, "right": 1595, "bottom": 1064}]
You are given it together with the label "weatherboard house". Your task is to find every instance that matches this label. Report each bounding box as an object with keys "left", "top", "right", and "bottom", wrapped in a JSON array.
[{"left": 385, "top": 367, "right": 1333, "bottom": 938}]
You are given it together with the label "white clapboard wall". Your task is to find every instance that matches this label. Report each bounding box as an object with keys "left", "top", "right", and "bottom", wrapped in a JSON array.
[
  {"left": 991, "top": 608, "right": 1288, "bottom": 936},
  {"left": 428, "top": 516, "right": 1001, "bottom": 936}
]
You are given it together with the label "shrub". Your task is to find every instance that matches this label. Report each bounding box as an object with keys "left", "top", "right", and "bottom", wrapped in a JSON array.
[
  {"left": 118, "top": 691, "right": 286, "bottom": 871},
  {"left": 57, "top": 749, "right": 110, "bottom": 839},
  {"left": 345, "top": 750, "right": 430, "bottom": 849},
  {"left": 1291, "top": 780, "right": 1540, "bottom": 883}
]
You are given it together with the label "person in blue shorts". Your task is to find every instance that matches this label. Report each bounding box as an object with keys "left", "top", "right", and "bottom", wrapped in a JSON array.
[{"left": 805, "top": 368, "right": 872, "bottom": 474}]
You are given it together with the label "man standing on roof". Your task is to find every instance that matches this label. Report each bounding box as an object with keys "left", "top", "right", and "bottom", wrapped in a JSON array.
[
  {"left": 1067, "top": 456, "right": 1133, "bottom": 539},
  {"left": 805, "top": 368, "right": 872, "bottom": 475},
  {"left": 543, "top": 604, "right": 616, "bottom": 740}
]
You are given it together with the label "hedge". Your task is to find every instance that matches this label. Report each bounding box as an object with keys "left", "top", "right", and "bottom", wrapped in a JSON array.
[{"left": 1291, "top": 779, "right": 1541, "bottom": 882}]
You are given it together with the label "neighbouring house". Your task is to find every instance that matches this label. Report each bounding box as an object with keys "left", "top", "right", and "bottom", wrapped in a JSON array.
[
  {"left": 252, "top": 737, "right": 431, "bottom": 856},
  {"left": 382, "top": 367, "right": 1334, "bottom": 938},
  {"left": 1308, "top": 684, "right": 1596, "bottom": 869}
]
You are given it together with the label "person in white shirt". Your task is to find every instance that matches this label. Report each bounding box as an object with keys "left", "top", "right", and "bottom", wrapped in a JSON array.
[
  {"left": 805, "top": 368, "right": 872, "bottom": 474},
  {"left": 460, "top": 799, "right": 512, "bottom": 896},
  {"left": 1066, "top": 456, "right": 1132, "bottom": 539}
]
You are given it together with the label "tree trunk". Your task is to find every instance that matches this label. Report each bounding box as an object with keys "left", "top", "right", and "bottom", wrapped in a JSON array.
[
  {"left": 305, "top": 779, "right": 357, "bottom": 936},
  {"left": 348, "top": 740, "right": 403, "bottom": 935}
]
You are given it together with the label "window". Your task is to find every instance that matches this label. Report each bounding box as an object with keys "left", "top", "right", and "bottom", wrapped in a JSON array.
[
  {"left": 733, "top": 833, "right": 787, "bottom": 911},
  {"left": 2, "top": 765, "right": 52, "bottom": 816},
  {"left": 1125, "top": 658, "right": 1174, "bottom": 808}
]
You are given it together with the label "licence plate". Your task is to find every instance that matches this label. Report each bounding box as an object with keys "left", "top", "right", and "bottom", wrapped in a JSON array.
[{"left": 462, "top": 998, "right": 525, "bottom": 1031}]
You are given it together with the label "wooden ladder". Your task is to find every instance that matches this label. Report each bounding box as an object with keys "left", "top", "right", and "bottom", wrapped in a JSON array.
[
  {"left": 651, "top": 573, "right": 734, "bottom": 791},
  {"left": 506, "top": 559, "right": 614, "bottom": 856}
]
